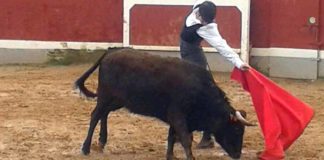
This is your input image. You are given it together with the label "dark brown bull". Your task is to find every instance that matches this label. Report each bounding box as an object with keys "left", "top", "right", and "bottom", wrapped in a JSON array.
[{"left": 74, "top": 48, "right": 253, "bottom": 160}]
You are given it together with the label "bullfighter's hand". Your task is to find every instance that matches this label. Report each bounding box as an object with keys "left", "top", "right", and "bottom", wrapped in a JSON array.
[{"left": 240, "top": 63, "right": 250, "bottom": 71}]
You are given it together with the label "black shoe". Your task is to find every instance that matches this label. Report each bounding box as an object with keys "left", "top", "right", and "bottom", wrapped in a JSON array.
[{"left": 196, "top": 138, "right": 214, "bottom": 149}]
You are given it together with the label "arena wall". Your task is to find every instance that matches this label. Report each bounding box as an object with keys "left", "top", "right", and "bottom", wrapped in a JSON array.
[{"left": 0, "top": 0, "right": 323, "bottom": 79}]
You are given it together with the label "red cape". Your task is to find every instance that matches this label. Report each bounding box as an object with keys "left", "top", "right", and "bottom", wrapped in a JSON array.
[{"left": 231, "top": 68, "right": 314, "bottom": 159}]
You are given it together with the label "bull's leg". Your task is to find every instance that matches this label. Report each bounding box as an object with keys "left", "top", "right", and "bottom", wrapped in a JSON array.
[
  {"left": 98, "top": 103, "right": 123, "bottom": 151},
  {"left": 168, "top": 114, "right": 195, "bottom": 160},
  {"left": 81, "top": 100, "right": 108, "bottom": 155},
  {"left": 166, "top": 127, "right": 176, "bottom": 160},
  {"left": 177, "top": 130, "right": 194, "bottom": 160},
  {"left": 98, "top": 109, "right": 110, "bottom": 151}
]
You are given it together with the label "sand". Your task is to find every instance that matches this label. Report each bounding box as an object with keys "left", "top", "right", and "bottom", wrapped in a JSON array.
[{"left": 0, "top": 64, "right": 323, "bottom": 160}]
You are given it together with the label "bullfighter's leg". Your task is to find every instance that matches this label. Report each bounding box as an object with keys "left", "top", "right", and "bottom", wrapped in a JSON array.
[
  {"left": 197, "top": 131, "right": 214, "bottom": 149},
  {"left": 81, "top": 98, "right": 111, "bottom": 155}
]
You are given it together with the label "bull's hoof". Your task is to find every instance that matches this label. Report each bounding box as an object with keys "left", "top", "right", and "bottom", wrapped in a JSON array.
[
  {"left": 196, "top": 139, "right": 214, "bottom": 149},
  {"left": 98, "top": 141, "right": 106, "bottom": 149},
  {"left": 81, "top": 146, "right": 90, "bottom": 155}
]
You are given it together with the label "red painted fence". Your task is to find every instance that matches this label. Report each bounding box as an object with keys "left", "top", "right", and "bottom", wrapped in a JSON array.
[
  {"left": 0, "top": 0, "right": 323, "bottom": 50},
  {"left": 0, "top": 0, "right": 123, "bottom": 42}
]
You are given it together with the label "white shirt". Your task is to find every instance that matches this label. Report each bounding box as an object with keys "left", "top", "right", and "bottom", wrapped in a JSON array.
[{"left": 185, "top": 0, "right": 244, "bottom": 69}]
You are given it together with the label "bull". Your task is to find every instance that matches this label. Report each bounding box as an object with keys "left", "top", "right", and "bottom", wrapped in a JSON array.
[{"left": 74, "top": 47, "right": 253, "bottom": 160}]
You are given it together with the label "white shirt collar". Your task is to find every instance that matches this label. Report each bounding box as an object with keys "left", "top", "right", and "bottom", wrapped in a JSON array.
[{"left": 185, "top": 8, "right": 201, "bottom": 27}]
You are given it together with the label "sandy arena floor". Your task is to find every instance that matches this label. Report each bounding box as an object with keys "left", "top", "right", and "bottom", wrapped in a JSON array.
[{"left": 0, "top": 64, "right": 323, "bottom": 160}]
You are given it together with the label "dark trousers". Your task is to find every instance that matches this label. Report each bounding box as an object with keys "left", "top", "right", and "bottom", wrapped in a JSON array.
[{"left": 180, "top": 39, "right": 212, "bottom": 141}]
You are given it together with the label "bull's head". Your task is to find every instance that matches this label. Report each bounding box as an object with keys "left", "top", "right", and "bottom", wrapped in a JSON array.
[{"left": 213, "top": 110, "right": 255, "bottom": 159}]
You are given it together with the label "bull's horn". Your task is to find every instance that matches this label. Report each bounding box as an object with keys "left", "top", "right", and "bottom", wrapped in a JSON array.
[{"left": 235, "top": 111, "right": 256, "bottom": 126}]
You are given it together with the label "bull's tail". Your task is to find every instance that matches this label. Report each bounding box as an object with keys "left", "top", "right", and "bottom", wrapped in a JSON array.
[{"left": 73, "top": 51, "right": 108, "bottom": 98}]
